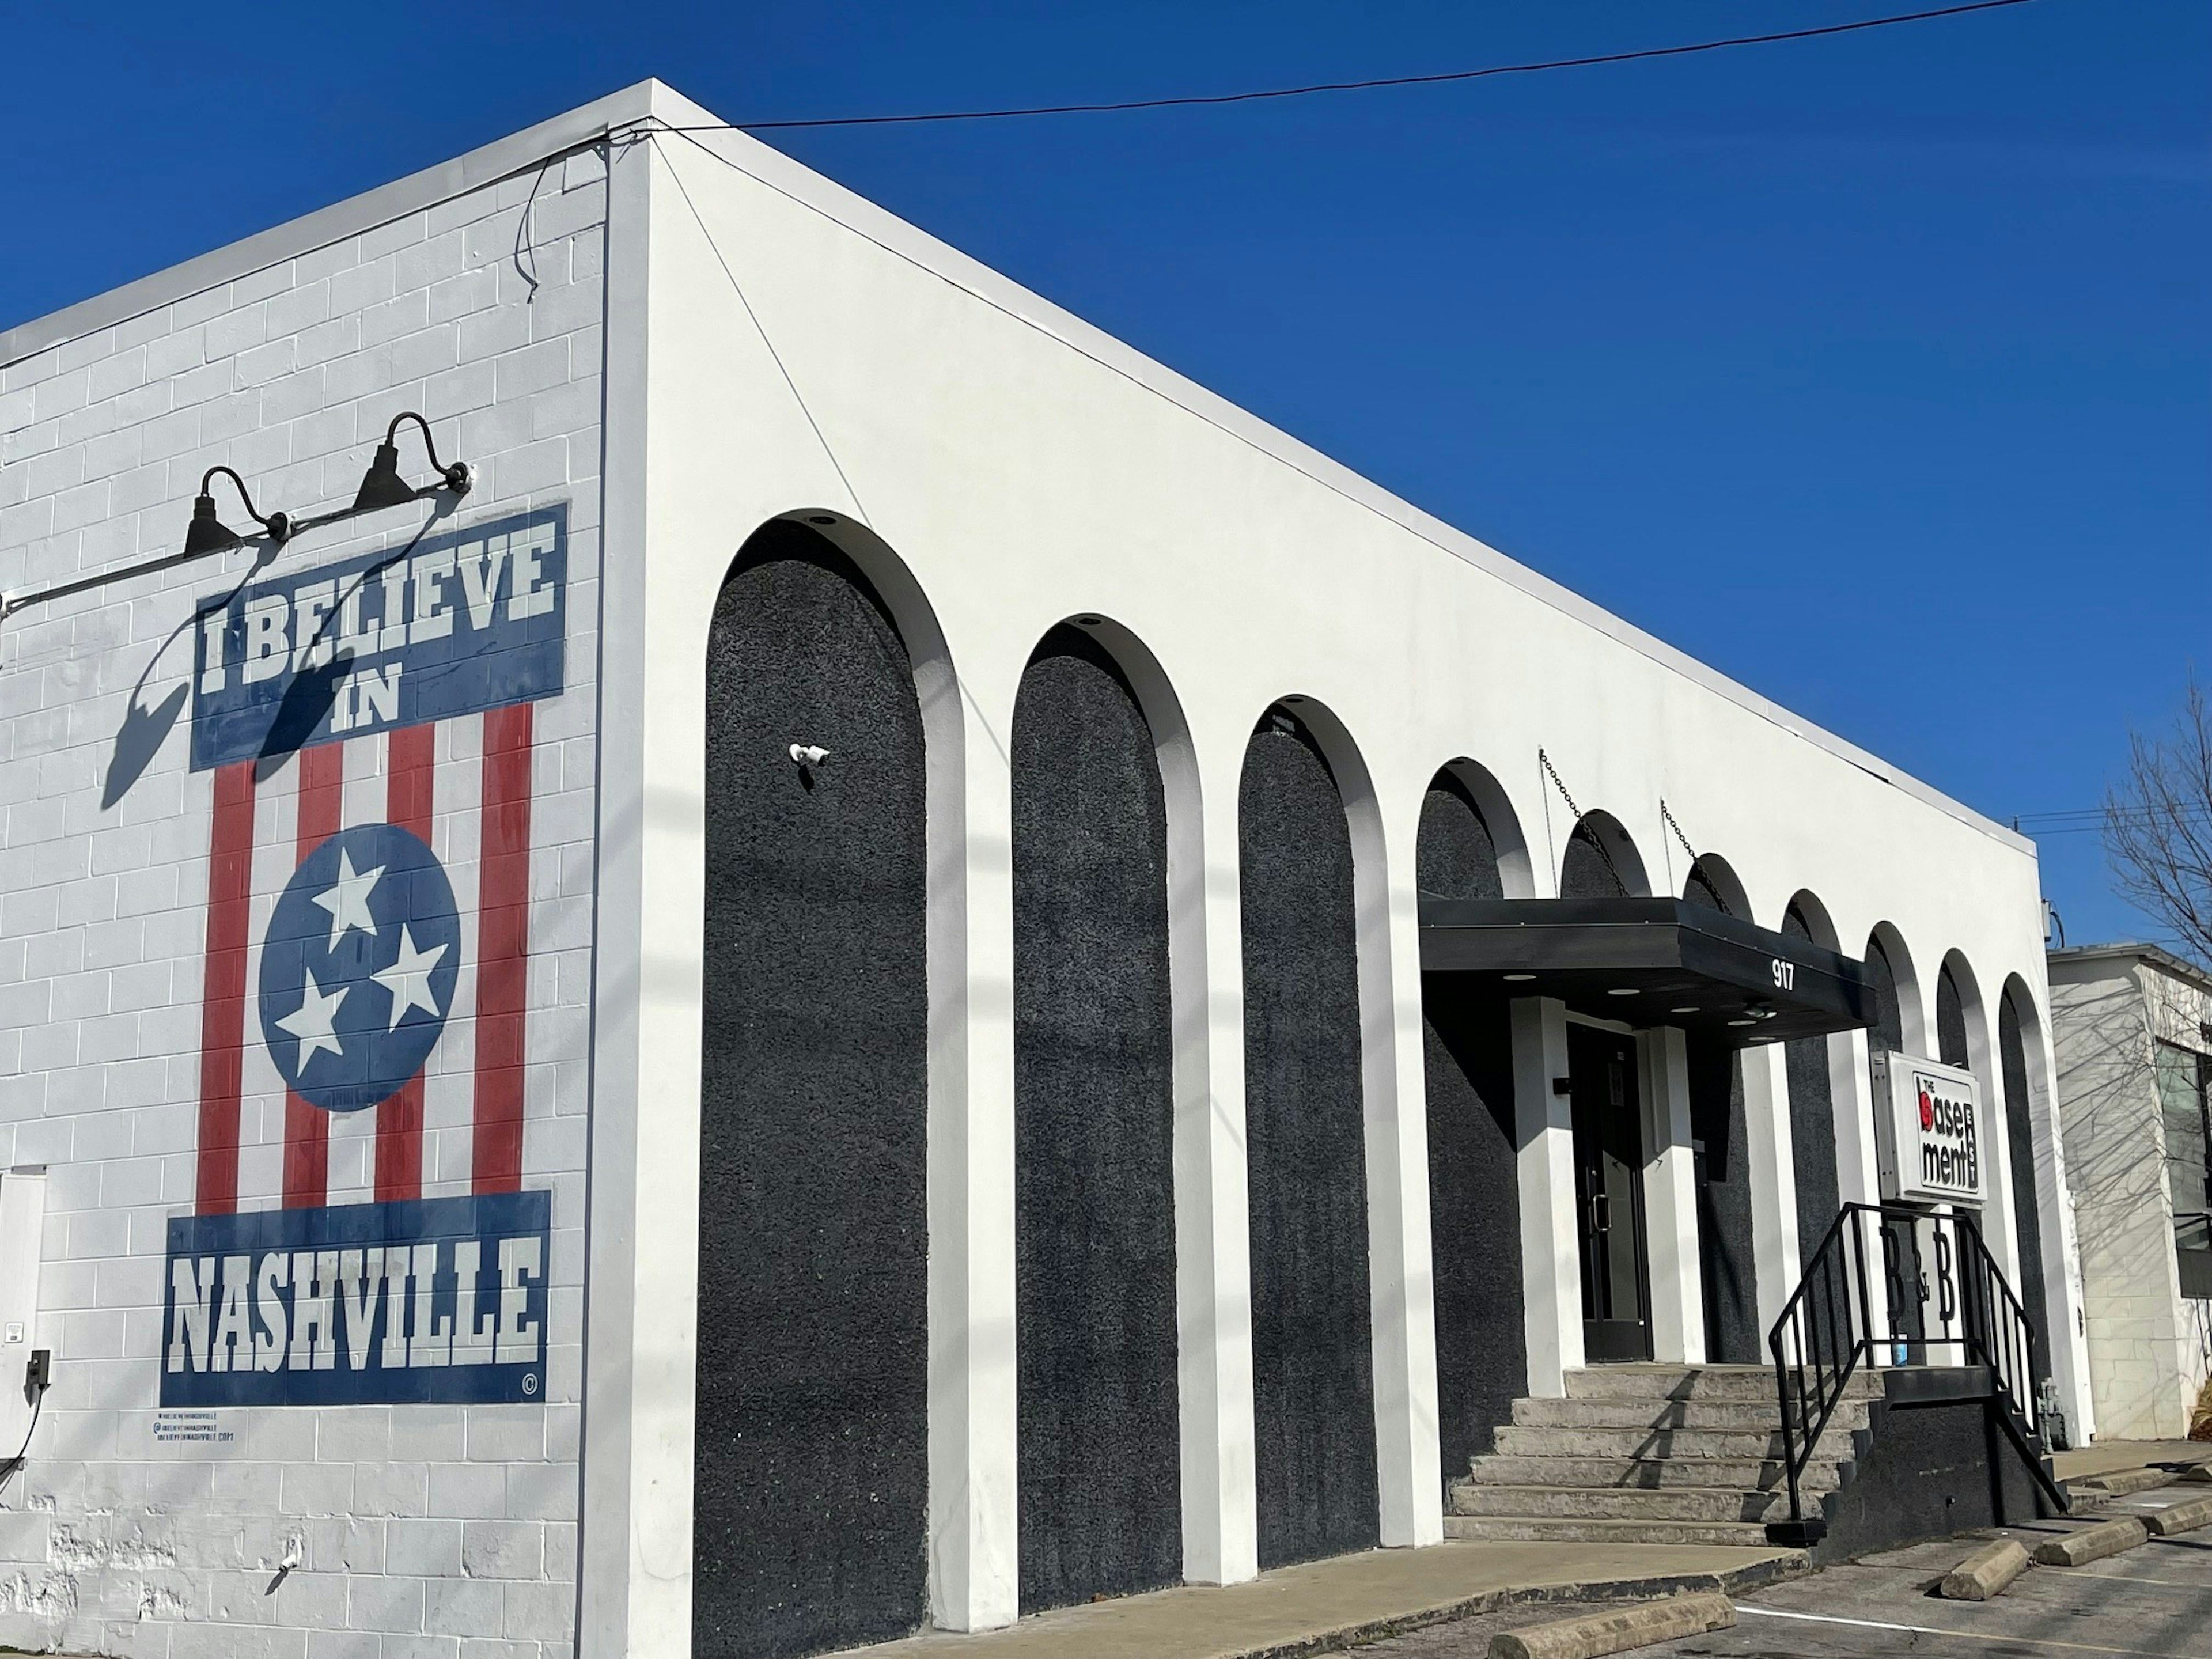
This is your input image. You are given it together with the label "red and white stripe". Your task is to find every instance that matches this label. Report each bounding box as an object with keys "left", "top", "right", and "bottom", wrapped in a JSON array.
[{"left": 192, "top": 706, "right": 536, "bottom": 1214}]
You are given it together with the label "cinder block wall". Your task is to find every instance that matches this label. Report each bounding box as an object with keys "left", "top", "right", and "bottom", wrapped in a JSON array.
[{"left": 0, "top": 147, "right": 606, "bottom": 1659}]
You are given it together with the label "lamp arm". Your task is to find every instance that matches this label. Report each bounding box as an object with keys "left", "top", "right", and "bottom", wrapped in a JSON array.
[
  {"left": 384, "top": 412, "right": 473, "bottom": 493},
  {"left": 199, "top": 466, "right": 290, "bottom": 541}
]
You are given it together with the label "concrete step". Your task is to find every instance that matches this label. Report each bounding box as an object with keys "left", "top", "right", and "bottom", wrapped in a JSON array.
[
  {"left": 1448, "top": 1483, "right": 1794, "bottom": 1524},
  {"left": 1510, "top": 1396, "right": 1872, "bottom": 1434},
  {"left": 1443, "top": 1515, "right": 1778, "bottom": 1547},
  {"left": 1464, "top": 1452, "right": 1844, "bottom": 1492},
  {"left": 1563, "top": 1365, "right": 1882, "bottom": 1405},
  {"left": 1492, "top": 1424, "right": 1857, "bottom": 1462}
]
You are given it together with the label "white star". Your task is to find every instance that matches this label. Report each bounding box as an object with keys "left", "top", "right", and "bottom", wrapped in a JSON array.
[
  {"left": 310, "top": 848, "right": 385, "bottom": 952},
  {"left": 371, "top": 924, "right": 448, "bottom": 1032},
  {"left": 276, "top": 968, "right": 349, "bottom": 1073}
]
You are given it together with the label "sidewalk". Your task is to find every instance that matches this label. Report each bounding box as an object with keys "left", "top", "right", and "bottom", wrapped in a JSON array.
[
  {"left": 850, "top": 1540, "right": 1805, "bottom": 1659},
  {"left": 2052, "top": 1438, "right": 2208, "bottom": 1482}
]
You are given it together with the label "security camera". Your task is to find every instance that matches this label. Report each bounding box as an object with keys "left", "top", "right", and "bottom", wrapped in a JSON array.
[{"left": 789, "top": 744, "right": 830, "bottom": 767}]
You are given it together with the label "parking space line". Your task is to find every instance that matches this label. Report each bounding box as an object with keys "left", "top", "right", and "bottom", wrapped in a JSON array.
[{"left": 1740, "top": 1604, "right": 2179, "bottom": 1656}]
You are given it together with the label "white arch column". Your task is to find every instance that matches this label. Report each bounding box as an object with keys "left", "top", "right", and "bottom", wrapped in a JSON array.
[
  {"left": 1641, "top": 1027, "right": 1706, "bottom": 1365},
  {"left": 1172, "top": 740, "right": 1259, "bottom": 1585},
  {"left": 1740, "top": 1042, "right": 1803, "bottom": 1337},
  {"left": 1512, "top": 997, "right": 1582, "bottom": 1396},
  {"left": 927, "top": 673, "right": 1021, "bottom": 1632}
]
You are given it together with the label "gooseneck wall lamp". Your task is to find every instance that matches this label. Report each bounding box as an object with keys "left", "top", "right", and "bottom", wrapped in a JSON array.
[
  {"left": 1, "top": 411, "right": 472, "bottom": 622},
  {"left": 347, "top": 412, "right": 476, "bottom": 516},
  {"left": 182, "top": 466, "right": 292, "bottom": 560}
]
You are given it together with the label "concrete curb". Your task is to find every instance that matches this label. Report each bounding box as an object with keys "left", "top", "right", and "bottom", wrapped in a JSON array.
[
  {"left": 2074, "top": 1467, "right": 2179, "bottom": 1498},
  {"left": 2142, "top": 1493, "right": 2212, "bottom": 1537},
  {"left": 1938, "top": 1539, "right": 2030, "bottom": 1601},
  {"left": 1228, "top": 1554, "right": 1803, "bottom": 1659},
  {"left": 1490, "top": 1594, "right": 1736, "bottom": 1659},
  {"left": 2034, "top": 1517, "right": 2149, "bottom": 1567}
]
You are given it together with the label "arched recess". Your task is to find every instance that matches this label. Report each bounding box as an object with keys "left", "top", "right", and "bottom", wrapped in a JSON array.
[
  {"left": 1936, "top": 956, "right": 1976, "bottom": 1072},
  {"left": 1782, "top": 893, "right": 1843, "bottom": 1266},
  {"left": 1418, "top": 761, "right": 1527, "bottom": 1490},
  {"left": 1680, "top": 858, "right": 1759, "bottom": 1362},
  {"left": 696, "top": 516, "right": 942, "bottom": 1659},
  {"left": 1010, "top": 620, "right": 1185, "bottom": 1613},
  {"left": 1560, "top": 809, "right": 1650, "bottom": 899},
  {"left": 1682, "top": 851, "right": 1750, "bottom": 920},
  {"left": 1241, "top": 697, "right": 1379, "bottom": 1569},
  {"left": 2000, "top": 976, "right": 2056, "bottom": 1383},
  {"left": 1861, "top": 925, "right": 1925, "bottom": 1359},
  {"left": 1865, "top": 923, "right": 1925, "bottom": 1058}
]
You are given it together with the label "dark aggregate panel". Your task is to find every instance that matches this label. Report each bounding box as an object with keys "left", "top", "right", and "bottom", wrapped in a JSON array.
[
  {"left": 1937, "top": 966, "right": 1969, "bottom": 1070},
  {"left": 695, "top": 524, "right": 930, "bottom": 1659},
  {"left": 1864, "top": 938, "right": 1906, "bottom": 1053},
  {"left": 1812, "top": 1396, "right": 2059, "bottom": 1562},
  {"left": 1681, "top": 877, "right": 1759, "bottom": 1363},
  {"left": 1241, "top": 713, "right": 1378, "bottom": 1570},
  {"left": 1559, "top": 822, "right": 1625, "bottom": 899},
  {"left": 1782, "top": 906, "right": 1842, "bottom": 1268},
  {"left": 1859, "top": 938, "right": 1925, "bottom": 1353},
  {"left": 1011, "top": 627, "right": 1181, "bottom": 1613},
  {"left": 1688, "top": 1033, "right": 1761, "bottom": 1365},
  {"left": 1999, "top": 997, "right": 2052, "bottom": 1382},
  {"left": 1416, "top": 777, "right": 1524, "bottom": 1479}
]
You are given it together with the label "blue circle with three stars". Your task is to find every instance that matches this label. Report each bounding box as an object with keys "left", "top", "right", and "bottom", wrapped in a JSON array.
[{"left": 258, "top": 822, "right": 463, "bottom": 1113}]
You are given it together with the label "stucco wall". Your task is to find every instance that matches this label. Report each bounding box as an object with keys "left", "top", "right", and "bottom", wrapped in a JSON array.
[
  {"left": 0, "top": 146, "right": 605, "bottom": 1659},
  {"left": 588, "top": 88, "right": 2092, "bottom": 1643}
]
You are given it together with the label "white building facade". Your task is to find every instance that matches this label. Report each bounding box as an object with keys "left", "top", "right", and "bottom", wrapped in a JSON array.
[
  {"left": 0, "top": 81, "right": 2088, "bottom": 1659},
  {"left": 2049, "top": 943, "right": 2212, "bottom": 1441}
]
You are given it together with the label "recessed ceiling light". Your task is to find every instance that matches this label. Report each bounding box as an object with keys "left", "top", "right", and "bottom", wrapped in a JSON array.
[
  {"left": 1503, "top": 973, "right": 1536, "bottom": 982},
  {"left": 1727, "top": 1018, "right": 1756, "bottom": 1027},
  {"left": 1607, "top": 987, "right": 1638, "bottom": 997},
  {"left": 1671, "top": 1007, "right": 1698, "bottom": 1015}
]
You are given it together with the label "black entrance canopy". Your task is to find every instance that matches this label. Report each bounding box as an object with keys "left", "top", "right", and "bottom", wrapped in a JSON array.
[{"left": 1419, "top": 897, "right": 1875, "bottom": 1046}]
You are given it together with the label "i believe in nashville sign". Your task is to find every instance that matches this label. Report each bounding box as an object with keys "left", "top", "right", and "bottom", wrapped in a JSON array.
[{"left": 162, "top": 508, "right": 565, "bottom": 1408}]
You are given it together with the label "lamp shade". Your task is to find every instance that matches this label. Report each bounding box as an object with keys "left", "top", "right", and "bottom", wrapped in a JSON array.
[
  {"left": 351, "top": 442, "right": 420, "bottom": 514},
  {"left": 182, "top": 494, "right": 247, "bottom": 559}
]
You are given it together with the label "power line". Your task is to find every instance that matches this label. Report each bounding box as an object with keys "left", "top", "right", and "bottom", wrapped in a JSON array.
[{"left": 668, "top": 1, "right": 2040, "bottom": 134}]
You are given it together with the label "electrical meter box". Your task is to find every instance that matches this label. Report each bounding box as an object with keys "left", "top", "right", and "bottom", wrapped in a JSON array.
[
  {"left": 0, "top": 1166, "right": 46, "bottom": 1452},
  {"left": 1872, "top": 1052, "right": 1986, "bottom": 1207}
]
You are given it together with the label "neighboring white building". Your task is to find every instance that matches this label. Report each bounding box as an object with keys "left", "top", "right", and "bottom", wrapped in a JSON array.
[
  {"left": 0, "top": 80, "right": 2089, "bottom": 1659},
  {"left": 2050, "top": 942, "right": 2212, "bottom": 1442}
]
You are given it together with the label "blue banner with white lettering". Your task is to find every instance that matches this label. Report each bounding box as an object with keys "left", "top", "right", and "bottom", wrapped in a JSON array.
[
  {"left": 160, "top": 1191, "right": 551, "bottom": 1406},
  {"left": 189, "top": 506, "right": 566, "bottom": 771}
]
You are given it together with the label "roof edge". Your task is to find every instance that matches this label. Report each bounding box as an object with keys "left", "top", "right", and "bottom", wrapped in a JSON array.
[
  {"left": 0, "top": 79, "right": 681, "bottom": 370},
  {"left": 3, "top": 78, "right": 2038, "bottom": 861},
  {"left": 2050, "top": 941, "right": 2212, "bottom": 996},
  {"left": 643, "top": 90, "right": 2036, "bottom": 858}
]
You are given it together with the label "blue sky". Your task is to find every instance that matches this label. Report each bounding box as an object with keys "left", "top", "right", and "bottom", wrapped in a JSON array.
[{"left": 6, "top": 1, "right": 2205, "bottom": 945}]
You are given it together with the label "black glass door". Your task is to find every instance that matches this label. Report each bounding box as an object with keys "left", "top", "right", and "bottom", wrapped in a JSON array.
[{"left": 1570, "top": 1024, "right": 1653, "bottom": 1362}]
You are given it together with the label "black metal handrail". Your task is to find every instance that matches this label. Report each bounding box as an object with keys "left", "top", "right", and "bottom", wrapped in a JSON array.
[{"left": 1768, "top": 1201, "right": 2067, "bottom": 1535}]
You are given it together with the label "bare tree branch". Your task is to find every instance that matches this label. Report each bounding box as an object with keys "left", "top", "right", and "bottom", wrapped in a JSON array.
[{"left": 2107, "top": 675, "right": 2212, "bottom": 972}]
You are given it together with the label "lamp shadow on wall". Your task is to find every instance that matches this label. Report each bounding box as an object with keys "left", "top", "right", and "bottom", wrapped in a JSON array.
[
  {"left": 100, "top": 546, "right": 280, "bottom": 810},
  {"left": 99, "top": 497, "right": 458, "bottom": 806}
]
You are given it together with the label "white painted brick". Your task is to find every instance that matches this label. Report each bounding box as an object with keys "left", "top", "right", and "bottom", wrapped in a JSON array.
[
  {"left": 425, "top": 1578, "right": 504, "bottom": 1640},
  {"left": 1, "top": 154, "right": 602, "bottom": 1659},
  {"left": 500, "top": 1582, "right": 569, "bottom": 1643},
  {"left": 385, "top": 1520, "right": 461, "bottom": 1578}
]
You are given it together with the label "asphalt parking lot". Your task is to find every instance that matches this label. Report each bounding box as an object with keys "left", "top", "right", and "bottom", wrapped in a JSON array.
[{"left": 1359, "top": 1483, "right": 2212, "bottom": 1658}]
